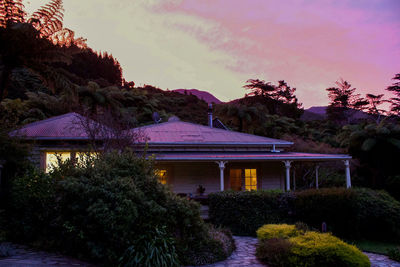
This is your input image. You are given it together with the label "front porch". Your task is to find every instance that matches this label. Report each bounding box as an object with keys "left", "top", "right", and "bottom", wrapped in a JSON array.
[{"left": 155, "top": 151, "right": 352, "bottom": 195}]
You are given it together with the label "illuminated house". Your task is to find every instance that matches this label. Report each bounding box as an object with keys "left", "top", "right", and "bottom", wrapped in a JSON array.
[{"left": 12, "top": 111, "right": 352, "bottom": 194}]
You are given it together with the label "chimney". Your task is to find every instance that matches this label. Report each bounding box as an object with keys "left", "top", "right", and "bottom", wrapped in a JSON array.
[{"left": 208, "top": 104, "right": 213, "bottom": 128}]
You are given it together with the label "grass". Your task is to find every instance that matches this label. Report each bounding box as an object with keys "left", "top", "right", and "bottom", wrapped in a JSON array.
[{"left": 348, "top": 239, "right": 400, "bottom": 255}]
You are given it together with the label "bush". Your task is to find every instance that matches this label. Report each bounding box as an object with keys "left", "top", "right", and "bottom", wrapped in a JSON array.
[
  {"left": 208, "top": 190, "right": 290, "bottom": 235},
  {"left": 255, "top": 224, "right": 370, "bottom": 267},
  {"left": 7, "top": 151, "right": 233, "bottom": 265},
  {"left": 287, "top": 232, "right": 370, "bottom": 267},
  {"left": 256, "top": 224, "right": 299, "bottom": 241},
  {"left": 209, "top": 188, "right": 400, "bottom": 240},
  {"left": 388, "top": 247, "right": 400, "bottom": 263},
  {"left": 256, "top": 238, "right": 292, "bottom": 266}
]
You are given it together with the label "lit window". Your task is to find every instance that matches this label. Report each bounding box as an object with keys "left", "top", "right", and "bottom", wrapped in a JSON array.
[
  {"left": 45, "top": 152, "right": 71, "bottom": 173},
  {"left": 156, "top": 169, "right": 167, "bottom": 184},
  {"left": 245, "top": 169, "right": 257, "bottom": 191}
]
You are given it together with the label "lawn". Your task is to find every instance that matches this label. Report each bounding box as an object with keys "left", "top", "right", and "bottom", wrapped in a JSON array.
[{"left": 349, "top": 239, "right": 400, "bottom": 255}]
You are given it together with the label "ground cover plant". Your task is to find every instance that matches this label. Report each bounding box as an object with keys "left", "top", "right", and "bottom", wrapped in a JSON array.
[
  {"left": 255, "top": 224, "right": 370, "bottom": 267},
  {"left": 5, "top": 151, "right": 234, "bottom": 266}
]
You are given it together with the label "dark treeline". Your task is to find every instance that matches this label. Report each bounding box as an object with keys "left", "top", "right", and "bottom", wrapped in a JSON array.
[{"left": 0, "top": 0, "right": 400, "bottom": 200}]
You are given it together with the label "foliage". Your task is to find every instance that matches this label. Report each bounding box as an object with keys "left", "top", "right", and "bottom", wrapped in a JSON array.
[
  {"left": 337, "top": 122, "right": 400, "bottom": 190},
  {"left": 256, "top": 238, "right": 293, "bottom": 267},
  {"left": 256, "top": 224, "right": 300, "bottom": 241},
  {"left": 388, "top": 247, "right": 400, "bottom": 263},
  {"left": 386, "top": 73, "right": 400, "bottom": 116},
  {"left": 209, "top": 188, "right": 400, "bottom": 240},
  {"left": 256, "top": 224, "right": 370, "bottom": 267},
  {"left": 326, "top": 79, "right": 368, "bottom": 124},
  {"left": 286, "top": 232, "right": 370, "bottom": 267},
  {"left": 118, "top": 226, "right": 179, "bottom": 267},
  {"left": 6, "top": 151, "right": 233, "bottom": 265},
  {"left": 209, "top": 190, "right": 289, "bottom": 236}
]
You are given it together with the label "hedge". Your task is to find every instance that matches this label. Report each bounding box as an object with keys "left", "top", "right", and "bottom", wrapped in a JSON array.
[{"left": 209, "top": 188, "right": 400, "bottom": 240}]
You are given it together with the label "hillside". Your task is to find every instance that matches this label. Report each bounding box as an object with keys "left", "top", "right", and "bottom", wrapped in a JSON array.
[{"left": 173, "top": 89, "right": 222, "bottom": 104}]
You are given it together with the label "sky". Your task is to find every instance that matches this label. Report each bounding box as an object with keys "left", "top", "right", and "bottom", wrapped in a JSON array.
[{"left": 26, "top": 0, "right": 400, "bottom": 108}]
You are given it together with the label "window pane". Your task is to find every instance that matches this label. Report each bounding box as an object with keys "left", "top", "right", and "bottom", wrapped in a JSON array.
[
  {"left": 245, "top": 169, "right": 257, "bottom": 191},
  {"left": 46, "top": 152, "right": 71, "bottom": 173}
]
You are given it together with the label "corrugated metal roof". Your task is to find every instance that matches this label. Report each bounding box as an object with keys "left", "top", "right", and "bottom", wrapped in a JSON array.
[
  {"left": 152, "top": 152, "right": 351, "bottom": 161},
  {"left": 133, "top": 121, "right": 292, "bottom": 146},
  {"left": 10, "top": 113, "right": 91, "bottom": 140}
]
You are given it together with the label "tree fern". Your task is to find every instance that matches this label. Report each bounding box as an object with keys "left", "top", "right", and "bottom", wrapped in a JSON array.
[{"left": 0, "top": 0, "right": 25, "bottom": 28}]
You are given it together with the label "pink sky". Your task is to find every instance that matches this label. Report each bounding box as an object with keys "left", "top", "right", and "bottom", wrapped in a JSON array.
[{"left": 26, "top": 0, "right": 400, "bottom": 108}]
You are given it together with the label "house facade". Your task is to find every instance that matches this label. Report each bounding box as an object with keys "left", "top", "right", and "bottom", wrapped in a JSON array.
[{"left": 12, "top": 112, "right": 352, "bottom": 194}]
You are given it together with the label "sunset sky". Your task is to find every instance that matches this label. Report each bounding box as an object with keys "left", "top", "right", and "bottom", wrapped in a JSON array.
[{"left": 27, "top": 0, "right": 400, "bottom": 108}]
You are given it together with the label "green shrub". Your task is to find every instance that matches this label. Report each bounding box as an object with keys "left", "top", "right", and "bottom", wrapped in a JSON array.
[
  {"left": 7, "top": 151, "right": 233, "bottom": 265},
  {"left": 208, "top": 190, "right": 289, "bottom": 235},
  {"left": 255, "top": 225, "right": 370, "bottom": 267},
  {"left": 118, "top": 226, "right": 179, "bottom": 267},
  {"left": 388, "top": 247, "right": 400, "bottom": 262},
  {"left": 287, "top": 232, "right": 370, "bottom": 267},
  {"left": 256, "top": 224, "right": 300, "bottom": 241},
  {"left": 209, "top": 188, "right": 400, "bottom": 240}
]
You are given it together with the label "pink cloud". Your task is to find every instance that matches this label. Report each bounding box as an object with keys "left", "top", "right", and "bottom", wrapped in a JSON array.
[{"left": 152, "top": 0, "right": 400, "bottom": 107}]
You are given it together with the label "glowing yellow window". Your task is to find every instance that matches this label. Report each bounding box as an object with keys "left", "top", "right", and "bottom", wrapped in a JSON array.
[
  {"left": 45, "top": 152, "right": 71, "bottom": 173},
  {"left": 156, "top": 169, "right": 167, "bottom": 184},
  {"left": 245, "top": 169, "right": 257, "bottom": 191}
]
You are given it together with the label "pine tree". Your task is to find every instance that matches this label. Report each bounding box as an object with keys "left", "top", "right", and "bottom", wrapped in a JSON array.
[{"left": 386, "top": 73, "right": 400, "bottom": 117}]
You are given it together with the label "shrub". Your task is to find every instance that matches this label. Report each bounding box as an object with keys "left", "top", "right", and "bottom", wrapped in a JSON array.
[
  {"left": 209, "top": 188, "right": 400, "bottom": 240},
  {"left": 7, "top": 151, "right": 233, "bottom": 265},
  {"left": 256, "top": 238, "right": 292, "bottom": 267},
  {"left": 256, "top": 224, "right": 300, "bottom": 241},
  {"left": 255, "top": 225, "right": 370, "bottom": 267},
  {"left": 388, "top": 247, "right": 400, "bottom": 263},
  {"left": 208, "top": 190, "right": 289, "bottom": 235},
  {"left": 287, "top": 232, "right": 370, "bottom": 267},
  {"left": 118, "top": 226, "right": 179, "bottom": 267}
]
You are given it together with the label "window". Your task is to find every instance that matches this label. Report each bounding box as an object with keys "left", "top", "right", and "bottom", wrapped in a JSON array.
[
  {"left": 156, "top": 169, "right": 167, "bottom": 184},
  {"left": 245, "top": 169, "right": 257, "bottom": 191},
  {"left": 45, "top": 152, "right": 71, "bottom": 173}
]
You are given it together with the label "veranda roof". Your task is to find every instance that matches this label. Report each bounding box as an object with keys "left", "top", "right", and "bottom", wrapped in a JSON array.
[{"left": 151, "top": 151, "right": 351, "bottom": 161}]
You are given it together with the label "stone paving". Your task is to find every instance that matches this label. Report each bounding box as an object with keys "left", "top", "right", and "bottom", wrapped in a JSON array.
[
  {"left": 0, "top": 243, "right": 92, "bottom": 267},
  {"left": 0, "top": 238, "right": 400, "bottom": 267}
]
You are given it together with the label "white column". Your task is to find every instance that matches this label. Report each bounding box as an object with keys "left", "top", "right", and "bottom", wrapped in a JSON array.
[
  {"left": 344, "top": 160, "right": 351, "bottom": 188},
  {"left": 315, "top": 165, "right": 320, "bottom": 189},
  {"left": 216, "top": 161, "right": 227, "bottom": 191},
  {"left": 283, "top": 160, "right": 292, "bottom": 191}
]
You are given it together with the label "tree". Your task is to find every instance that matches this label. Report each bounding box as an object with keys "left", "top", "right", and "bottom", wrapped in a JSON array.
[
  {"left": 386, "top": 73, "right": 400, "bottom": 117},
  {"left": 326, "top": 79, "right": 368, "bottom": 124},
  {"left": 365, "top": 93, "right": 386, "bottom": 123}
]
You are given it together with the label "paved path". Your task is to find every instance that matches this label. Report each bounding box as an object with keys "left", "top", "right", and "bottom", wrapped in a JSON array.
[
  {"left": 1, "top": 238, "right": 400, "bottom": 267},
  {"left": 0, "top": 243, "right": 92, "bottom": 267}
]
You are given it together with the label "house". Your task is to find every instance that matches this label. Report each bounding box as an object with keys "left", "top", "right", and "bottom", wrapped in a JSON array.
[{"left": 11, "top": 110, "right": 352, "bottom": 194}]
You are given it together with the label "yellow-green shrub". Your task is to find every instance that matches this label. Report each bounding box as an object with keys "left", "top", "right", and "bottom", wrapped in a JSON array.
[
  {"left": 287, "top": 232, "right": 370, "bottom": 267},
  {"left": 256, "top": 224, "right": 300, "bottom": 241}
]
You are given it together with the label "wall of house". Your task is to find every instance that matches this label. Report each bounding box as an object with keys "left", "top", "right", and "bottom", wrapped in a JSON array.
[{"left": 156, "top": 161, "right": 285, "bottom": 195}]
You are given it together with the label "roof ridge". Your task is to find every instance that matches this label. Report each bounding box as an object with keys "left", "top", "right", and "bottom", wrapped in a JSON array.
[
  {"left": 133, "top": 120, "right": 292, "bottom": 144},
  {"left": 19, "top": 112, "right": 81, "bottom": 129}
]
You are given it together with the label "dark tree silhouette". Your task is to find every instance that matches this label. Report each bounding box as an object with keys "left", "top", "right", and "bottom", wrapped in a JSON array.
[
  {"left": 326, "top": 79, "right": 368, "bottom": 124},
  {"left": 386, "top": 73, "right": 400, "bottom": 117}
]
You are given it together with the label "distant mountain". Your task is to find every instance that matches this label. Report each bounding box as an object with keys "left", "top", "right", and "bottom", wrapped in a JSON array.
[
  {"left": 301, "top": 106, "right": 374, "bottom": 121},
  {"left": 173, "top": 89, "right": 222, "bottom": 104}
]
